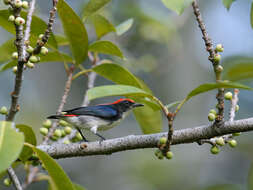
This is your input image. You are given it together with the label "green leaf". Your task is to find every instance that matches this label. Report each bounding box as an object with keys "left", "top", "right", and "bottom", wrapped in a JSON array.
[
  {"left": 91, "top": 14, "right": 116, "bottom": 39},
  {"left": 222, "top": 0, "right": 235, "bottom": 11},
  {"left": 0, "top": 121, "right": 24, "bottom": 173},
  {"left": 0, "top": 10, "right": 57, "bottom": 49},
  {"left": 16, "top": 124, "right": 36, "bottom": 162},
  {"left": 161, "top": 0, "right": 193, "bottom": 15},
  {"left": 26, "top": 144, "right": 75, "bottom": 190},
  {"left": 223, "top": 63, "right": 253, "bottom": 81},
  {"left": 82, "top": 0, "right": 112, "bottom": 20},
  {"left": 186, "top": 81, "right": 252, "bottom": 101},
  {"left": 87, "top": 85, "right": 153, "bottom": 101},
  {"left": 89, "top": 41, "right": 124, "bottom": 58},
  {"left": 55, "top": 35, "right": 69, "bottom": 46},
  {"left": 92, "top": 63, "right": 162, "bottom": 133},
  {"left": 116, "top": 18, "right": 134, "bottom": 36},
  {"left": 57, "top": 0, "right": 88, "bottom": 65},
  {"left": 0, "top": 38, "right": 16, "bottom": 63},
  {"left": 73, "top": 183, "right": 87, "bottom": 190}
]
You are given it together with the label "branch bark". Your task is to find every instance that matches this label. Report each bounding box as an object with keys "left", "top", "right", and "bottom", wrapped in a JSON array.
[
  {"left": 7, "top": 167, "right": 22, "bottom": 190},
  {"left": 38, "top": 117, "right": 253, "bottom": 159}
]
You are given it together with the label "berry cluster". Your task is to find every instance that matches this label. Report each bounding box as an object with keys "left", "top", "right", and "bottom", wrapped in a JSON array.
[{"left": 154, "top": 137, "right": 174, "bottom": 160}]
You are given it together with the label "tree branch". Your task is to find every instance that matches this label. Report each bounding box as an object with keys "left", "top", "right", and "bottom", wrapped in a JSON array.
[
  {"left": 38, "top": 117, "right": 253, "bottom": 159},
  {"left": 7, "top": 167, "right": 22, "bottom": 190}
]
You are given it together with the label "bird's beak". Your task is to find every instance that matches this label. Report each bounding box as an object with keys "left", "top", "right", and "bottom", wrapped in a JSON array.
[{"left": 133, "top": 103, "right": 144, "bottom": 108}]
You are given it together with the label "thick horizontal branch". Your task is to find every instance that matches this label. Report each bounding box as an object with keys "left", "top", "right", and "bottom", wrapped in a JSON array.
[{"left": 38, "top": 117, "right": 253, "bottom": 159}]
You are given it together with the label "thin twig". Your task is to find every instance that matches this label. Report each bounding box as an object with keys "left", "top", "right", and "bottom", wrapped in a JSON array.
[
  {"left": 43, "top": 66, "right": 74, "bottom": 144},
  {"left": 7, "top": 167, "right": 23, "bottom": 190},
  {"left": 229, "top": 89, "right": 239, "bottom": 122},
  {"left": 24, "top": 0, "right": 36, "bottom": 43},
  {"left": 37, "top": 117, "right": 253, "bottom": 159},
  {"left": 22, "top": 166, "right": 39, "bottom": 189},
  {"left": 192, "top": 0, "right": 225, "bottom": 126}
]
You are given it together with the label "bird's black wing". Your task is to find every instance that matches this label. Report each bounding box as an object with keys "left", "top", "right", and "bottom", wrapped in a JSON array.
[{"left": 63, "top": 105, "right": 120, "bottom": 120}]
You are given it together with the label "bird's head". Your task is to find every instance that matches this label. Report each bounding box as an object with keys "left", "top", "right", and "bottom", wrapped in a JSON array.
[{"left": 110, "top": 98, "right": 144, "bottom": 112}]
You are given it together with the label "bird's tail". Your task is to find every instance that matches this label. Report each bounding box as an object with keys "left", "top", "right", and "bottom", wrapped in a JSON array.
[{"left": 47, "top": 115, "right": 64, "bottom": 119}]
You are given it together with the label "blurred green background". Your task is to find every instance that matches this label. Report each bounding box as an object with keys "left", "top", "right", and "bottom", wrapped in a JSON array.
[{"left": 1, "top": 0, "right": 253, "bottom": 189}]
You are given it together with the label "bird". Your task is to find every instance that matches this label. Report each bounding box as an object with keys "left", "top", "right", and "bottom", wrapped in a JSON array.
[{"left": 47, "top": 98, "right": 144, "bottom": 142}]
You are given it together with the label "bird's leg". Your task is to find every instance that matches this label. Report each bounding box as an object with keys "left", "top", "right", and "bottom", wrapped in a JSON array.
[
  {"left": 76, "top": 127, "right": 89, "bottom": 142},
  {"left": 91, "top": 126, "right": 106, "bottom": 142}
]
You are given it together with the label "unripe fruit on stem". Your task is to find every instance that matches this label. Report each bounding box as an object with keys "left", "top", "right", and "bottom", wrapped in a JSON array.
[
  {"left": 29, "top": 55, "right": 38, "bottom": 63},
  {"left": 154, "top": 149, "right": 161, "bottom": 157},
  {"left": 63, "top": 140, "right": 70, "bottom": 144},
  {"left": 12, "top": 52, "right": 18, "bottom": 60},
  {"left": 15, "top": 17, "right": 25, "bottom": 25},
  {"left": 51, "top": 135, "right": 58, "bottom": 141},
  {"left": 59, "top": 120, "right": 68, "bottom": 127},
  {"left": 43, "top": 119, "right": 52, "bottom": 128},
  {"left": 26, "top": 61, "right": 35, "bottom": 69},
  {"left": 12, "top": 66, "right": 18, "bottom": 74},
  {"left": 0, "top": 106, "right": 8, "bottom": 115},
  {"left": 3, "top": 178, "right": 11, "bottom": 186},
  {"left": 216, "top": 65, "right": 223, "bottom": 73},
  {"left": 235, "top": 105, "right": 239, "bottom": 112},
  {"left": 208, "top": 113, "right": 216, "bottom": 122},
  {"left": 165, "top": 151, "right": 174, "bottom": 159},
  {"left": 215, "top": 137, "right": 225, "bottom": 146},
  {"left": 8, "top": 15, "right": 15, "bottom": 22},
  {"left": 155, "top": 149, "right": 164, "bottom": 160},
  {"left": 26, "top": 46, "right": 34, "bottom": 53},
  {"left": 228, "top": 139, "right": 237, "bottom": 148},
  {"left": 3, "top": 0, "right": 11, "bottom": 5},
  {"left": 233, "top": 132, "right": 241, "bottom": 136},
  {"left": 209, "top": 109, "right": 217, "bottom": 115},
  {"left": 215, "top": 44, "right": 224, "bottom": 52},
  {"left": 39, "top": 34, "right": 44, "bottom": 39},
  {"left": 61, "top": 129, "right": 66, "bottom": 137},
  {"left": 76, "top": 132, "right": 82, "bottom": 141},
  {"left": 213, "top": 54, "right": 221, "bottom": 63},
  {"left": 64, "top": 126, "right": 72, "bottom": 134},
  {"left": 40, "top": 46, "right": 48, "bottom": 55},
  {"left": 54, "top": 129, "right": 62, "bottom": 138},
  {"left": 22, "top": 1, "right": 29, "bottom": 9},
  {"left": 159, "top": 137, "right": 167, "bottom": 145},
  {"left": 224, "top": 92, "right": 233, "bottom": 100},
  {"left": 39, "top": 127, "right": 48, "bottom": 136},
  {"left": 14, "top": 0, "right": 22, "bottom": 8},
  {"left": 210, "top": 146, "right": 220, "bottom": 154}
]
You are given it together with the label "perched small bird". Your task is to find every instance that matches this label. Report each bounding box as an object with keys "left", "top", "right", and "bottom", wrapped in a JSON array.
[{"left": 47, "top": 98, "right": 144, "bottom": 141}]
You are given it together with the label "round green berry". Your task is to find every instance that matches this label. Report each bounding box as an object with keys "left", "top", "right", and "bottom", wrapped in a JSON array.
[
  {"left": 54, "top": 129, "right": 62, "bottom": 138},
  {"left": 165, "top": 151, "right": 174, "bottom": 159},
  {"left": 61, "top": 129, "right": 66, "bottom": 137},
  {"left": 39, "top": 34, "right": 44, "bottom": 39},
  {"left": 50, "top": 135, "right": 58, "bottom": 141},
  {"left": 210, "top": 146, "right": 220, "bottom": 154},
  {"left": 235, "top": 105, "right": 239, "bottom": 112},
  {"left": 215, "top": 137, "right": 225, "bottom": 146},
  {"left": 228, "top": 139, "right": 237, "bottom": 148},
  {"left": 8, "top": 15, "right": 15, "bottom": 22},
  {"left": 159, "top": 137, "right": 167, "bottom": 145},
  {"left": 209, "top": 109, "right": 217, "bottom": 115},
  {"left": 63, "top": 140, "right": 70, "bottom": 144},
  {"left": 22, "top": 1, "right": 29, "bottom": 9},
  {"left": 76, "top": 132, "right": 83, "bottom": 141},
  {"left": 224, "top": 92, "right": 233, "bottom": 100},
  {"left": 59, "top": 120, "right": 68, "bottom": 127},
  {"left": 0, "top": 106, "right": 8, "bottom": 115},
  {"left": 39, "top": 127, "right": 48, "bottom": 136},
  {"left": 216, "top": 65, "right": 223, "bottom": 73},
  {"left": 43, "top": 119, "right": 52, "bottom": 128},
  {"left": 14, "top": 0, "right": 22, "bottom": 8},
  {"left": 12, "top": 52, "right": 18, "bottom": 60},
  {"left": 29, "top": 55, "right": 38, "bottom": 63},
  {"left": 3, "top": 178, "right": 11, "bottom": 186},
  {"left": 12, "top": 66, "right": 18, "bottom": 74},
  {"left": 3, "top": 0, "right": 11, "bottom": 5},
  {"left": 213, "top": 54, "right": 221, "bottom": 63},
  {"left": 40, "top": 46, "right": 48, "bottom": 55},
  {"left": 26, "top": 46, "right": 34, "bottom": 53},
  {"left": 233, "top": 132, "right": 241, "bottom": 136},
  {"left": 208, "top": 113, "right": 216, "bottom": 122},
  {"left": 15, "top": 17, "right": 25, "bottom": 25},
  {"left": 26, "top": 61, "right": 35, "bottom": 69},
  {"left": 215, "top": 44, "right": 224, "bottom": 52},
  {"left": 154, "top": 149, "right": 161, "bottom": 157},
  {"left": 64, "top": 126, "right": 72, "bottom": 134}
]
